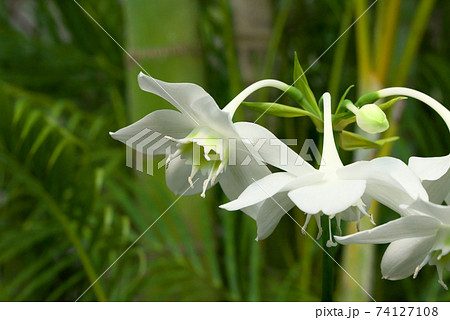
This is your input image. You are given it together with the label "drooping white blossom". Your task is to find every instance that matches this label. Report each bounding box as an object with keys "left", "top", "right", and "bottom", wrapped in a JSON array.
[
  {"left": 110, "top": 73, "right": 300, "bottom": 219},
  {"left": 336, "top": 199, "right": 450, "bottom": 289},
  {"left": 221, "top": 92, "right": 428, "bottom": 243}
]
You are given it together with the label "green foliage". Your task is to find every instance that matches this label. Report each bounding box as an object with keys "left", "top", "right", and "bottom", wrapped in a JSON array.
[
  {"left": 293, "top": 52, "right": 320, "bottom": 116},
  {"left": 240, "top": 101, "right": 322, "bottom": 120},
  {"left": 338, "top": 130, "right": 399, "bottom": 151}
]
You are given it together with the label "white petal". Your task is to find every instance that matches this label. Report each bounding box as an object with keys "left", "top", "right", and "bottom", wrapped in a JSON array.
[
  {"left": 138, "top": 73, "right": 213, "bottom": 119},
  {"left": 405, "top": 199, "right": 450, "bottom": 224},
  {"left": 381, "top": 236, "right": 435, "bottom": 280},
  {"left": 279, "top": 171, "right": 324, "bottom": 190},
  {"left": 110, "top": 110, "right": 195, "bottom": 155},
  {"left": 165, "top": 156, "right": 211, "bottom": 196},
  {"left": 335, "top": 215, "right": 440, "bottom": 245},
  {"left": 220, "top": 172, "right": 295, "bottom": 214},
  {"left": 338, "top": 157, "right": 428, "bottom": 214},
  {"left": 320, "top": 92, "right": 343, "bottom": 171},
  {"left": 423, "top": 168, "right": 450, "bottom": 204},
  {"left": 218, "top": 154, "right": 272, "bottom": 219},
  {"left": 255, "top": 192, "right": 295, "bottom": 241},
  {"left": 408, "top": 154, "right": 450, "bottom": 181},
  {"left": 288, "top": 179, "right": 366, "bottom": 216},
  {"left": 137, "top": 73, "right": 235, "bottom": 135},
  {"left": 233, "top": 122, "right": 316, "bottom": 176}
]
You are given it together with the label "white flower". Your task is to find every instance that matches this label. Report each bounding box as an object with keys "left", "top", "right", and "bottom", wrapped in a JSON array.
[
  {"left": 335, "top": 199, "right": 450, "bottom": 289},
  {"left": 221, "top": 92, "right": 428, "bottom": 243},
  {"left": 110, "top": 73, "right": 296, "bottom": 218}
]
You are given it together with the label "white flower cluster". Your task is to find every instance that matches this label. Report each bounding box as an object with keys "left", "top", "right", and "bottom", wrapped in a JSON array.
[{"left": 111, "top": 73, "right": 450, "bottom": 289}]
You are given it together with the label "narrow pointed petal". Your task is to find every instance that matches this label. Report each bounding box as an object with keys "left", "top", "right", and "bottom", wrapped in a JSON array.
[
  {"left": 408, "top": 154, "right": 450, "bottom": 181},
  {"left": 138, "top": 73, "right": 214, "bottom": 119},
  {"left": 423, "top": 168, "right": 450, "bottom": 204},
  {"left": 255, "top": 192, "right": 295, "bottom": 241},
  {"left": 288, "top": 179, "right": 366, "bottom": 216},
  {"left": 381, "top": 236, "right": 435, "bottom": 280},
  {"left": 233, "top": 122, "right": 316, "bottom": 176},
  {"left": 405, "top": 199, "right": 450, "bottom": 224},
  {"left": 165, "top": 155, "right": 210, "bottom": 196},
  {"left": 320, "top": 92, "right": 343, "bottom": 171},
  {"left": 110, "top": 110, "right": 195, "bottom": 154},
  {"left": 338, "top": 157, "right": 428, "bottom": 214},
  {"left": 137, "top": 73, "right": 235, "bottom": 134},
  {"left": 335, "top": 215, "right": 440, "bottom": 245},
  {"left": 218, "top": 151, "right": 272, "bottom": 219},
  {"left": 220, "top": 172, "right": 295, "bottom": 213}
]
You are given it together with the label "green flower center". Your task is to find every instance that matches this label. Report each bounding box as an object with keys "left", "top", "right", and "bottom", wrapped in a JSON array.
[{"left": 166, "top": 127, "right": 229, "bottom": 197}]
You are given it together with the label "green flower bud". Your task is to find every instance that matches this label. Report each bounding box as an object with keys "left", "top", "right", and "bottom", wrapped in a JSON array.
[
  {"left": 346, "top": 102, "right": 390, "bottom": 134},
  {"left": 355, "top": 104, "right": 389, "bottom": 134}
]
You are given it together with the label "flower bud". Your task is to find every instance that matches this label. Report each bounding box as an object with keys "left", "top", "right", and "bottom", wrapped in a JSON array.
[{"left": 355, "top": 104, "right": 389, "bottom": 134}]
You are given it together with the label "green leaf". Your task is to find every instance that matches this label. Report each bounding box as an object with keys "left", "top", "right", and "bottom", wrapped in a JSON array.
[
  {"left": 293, "top": 52, "right": 320, "bottom": 115},
  {"left": 240, "top": 101, "right": 321, "bottom": 119},
  {"left": 12, "top": 99, "right": 29, "bottom": 126},
  {"left": 335, "top": 85, "right": 354, "bottom": 114},
  {"left": 47, "top": 139, "right": 70, "bottom": 171},
  {"left": 355, "top": 91, "right": 381, "bottom": 107},
  {"left": 19, "top": 110, "right": 41, "bottom": 143},
  {"left": 333, "top": 114, "right": 356, "bottom": 131},
  {"left": 338, "top": 130, "right": 399, "bottom": 151},
  {"left": 333, "top": 99, "right": 356, "bottom": 131},
  {"left": 241, "top": 101, "right": 324, "bottom": 132},
  {"left": 28, "top": 125, "right": 54, "bottom": 159},
  {"left": 378, "top": 97, "right": 407, "bottom": 110}
]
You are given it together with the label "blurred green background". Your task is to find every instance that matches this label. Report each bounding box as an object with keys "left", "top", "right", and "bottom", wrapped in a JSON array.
[{"left": 0, "top": 0, "right": 449, "bottom": 301}]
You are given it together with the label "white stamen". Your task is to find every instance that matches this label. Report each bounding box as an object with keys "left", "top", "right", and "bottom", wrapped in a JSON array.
[
  {"left": 210, "top": 164, "right": 219, "bottom": 185},
  {"left": 315, "top": 214, "right": 322, "bottom": 239},
  {"left": 217, "top": 161, "right": 226, "bottom": 175},
  {"left": 336, "top": 214, "right": 342, "bottom": 236},
  {"left": 200, "top": 165, "right": 216, "bottom": 198},
  {"left": 164, "top": 135, "right": 179, "bottom": 142},
  {"left": 436, "top": 264, "right": 448, "bottom": 290},
  {"left": 170, "top": 148, "right": 183, "bottom": 160},
  {"left": 302, "top": 214, "right": 312, "bottom": 235},
  {"left": 413, "top": 265, "right": 422, "bottom": 279},
  {"left": 326, "top": 218, "right": 338, "bottom": 247},
  {"left": 203, "top": 148, "right": 211, "bottom": 161},
  {"left": 438, "top": 280, "right": 448, "bottom": 290}
]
